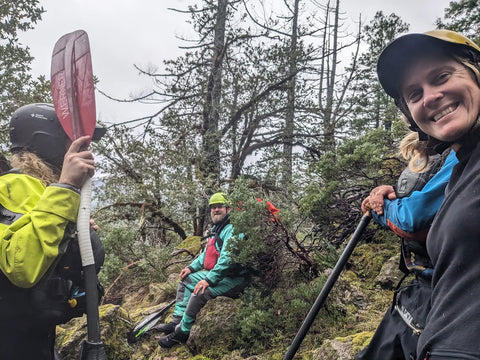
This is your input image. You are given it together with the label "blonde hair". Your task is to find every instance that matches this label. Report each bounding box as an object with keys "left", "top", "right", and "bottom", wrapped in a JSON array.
[
  {"left": 399, "top": 131, "right": 431, "bottom": 172},
  {"left": 10, "top": 152, "right": 60, "bottom": 186}
]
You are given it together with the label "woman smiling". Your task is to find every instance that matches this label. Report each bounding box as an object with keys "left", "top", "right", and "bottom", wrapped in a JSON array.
[{"left": 377, "top": 30, "right": 480, "bottom": 360}]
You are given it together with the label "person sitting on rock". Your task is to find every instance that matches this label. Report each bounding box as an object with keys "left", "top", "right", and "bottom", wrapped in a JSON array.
[{"left": 156, "top": 192, "right": 249, "bottom": 348}]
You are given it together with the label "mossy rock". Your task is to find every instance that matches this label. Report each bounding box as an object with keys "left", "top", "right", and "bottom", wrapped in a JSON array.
[
  {"left": 349, "top": 330, "right": 375, "bottom": 354},
  {"left": 350, "top": 242, "right": 398, "bottom": 282},
  {"left": 374, "top": 253, "right": 403, "bottom": 289},
  {"left": 56, "top": 304, "right": 133, "bottom": 360},
  {"left": 312, "top": 330, "right": 374, "bottom": 360},
  {"left": 123, "top": 282, "right": 174, "bottom": 311},
  {"left": 312, "top": 335, "right": 356, "bottom": 360},
  {"left": 179, "top": 235, "right": 203, "bottom": 255},
  {"left": 189, "top": 296, "right": 242, "bottom": 357}
]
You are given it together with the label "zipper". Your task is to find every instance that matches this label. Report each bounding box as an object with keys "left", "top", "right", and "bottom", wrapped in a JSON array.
[
  {"left": 426, "top": 350, "right": 480, "bottom": 359},
  {"left": 394, "top": 303, "right": 423, "bottom": 335}
]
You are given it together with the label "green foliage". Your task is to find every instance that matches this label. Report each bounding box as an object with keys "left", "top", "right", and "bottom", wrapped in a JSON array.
[
  {"left": 98, "top": 227, "right": 136, "bottom": 285},
  {"left": 235, "top": 305, "right": 280, "bottom": 353},
  {"left": 436, "top": 0, "right": 480, "bottom": 43},
  {"left": 233, "top": 272, "right": 354, "bottom": 357},
  {"left": 300, "top": 128, "right": 405, "bottom": 247},
  {"left": 0, "top": 1, "right": 50, "bottom": 147},
  {"left": 93, "top": 121, "right": 208, "bottom": 239},
  {"left": 234, "top": 287, "right": 287, "bottom": 355},
  {"left": 228, "top": 179, "right": 271, "bottom": 266},
  {"left": 97, "top": 225, "right": 176, "bottom": 303},
  {"left": 350, "top": 11, "right": 409, "bottom": 132},
  {"left": 350, "top": 227, "right": 399, "bottom": 282},
  {"left": 227, "top": 177, "right": 312, "bottom": 291},
  {"left": 227, "top": 178, "right": 283, "bottom": 288},
  {"left": 309, "top": 238, "right": 341, "bottom": 271}
]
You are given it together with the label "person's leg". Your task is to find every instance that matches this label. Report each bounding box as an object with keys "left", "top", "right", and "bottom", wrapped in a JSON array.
[
  {"left": 158, "top": 273, "right": 212, "bottom": 348},
  {"left": 159, "top": 272, "right": 248, "bottom": 348},
  {"left": 156, "top": 272, "right": 203, "bottom": 339},
  {"left": 356, "top": 278, "right": 430, "bottom": 360},
  {"left": 354, "top": 305, "right": 413, "bottom": 360},
  {"left": 172, "top": 273, "right": 200, "bottom": 319},
  {"left": 179, "top": 273, "right": 247, "bottom": 333},
  {"left": 179, "top": 288, "right": 214, "bottom": 333},
  {"left": 156, "top": 272, "right": 201, "bottom": 334}
]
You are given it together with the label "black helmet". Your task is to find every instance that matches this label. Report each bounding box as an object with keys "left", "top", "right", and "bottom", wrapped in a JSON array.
[
  {"left": 10, "top": 103, "right": 69, "bottom": 168},
  {"left": 9, "top": 103, "right": 106, "bottom": 168},
  {"left": 377, "top": 29, "right": 480, "bottom": 100}
]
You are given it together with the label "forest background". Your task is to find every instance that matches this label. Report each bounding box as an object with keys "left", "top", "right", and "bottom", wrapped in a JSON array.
[{"left": 2, "top": 1, "right": 480, "bottom": 359}]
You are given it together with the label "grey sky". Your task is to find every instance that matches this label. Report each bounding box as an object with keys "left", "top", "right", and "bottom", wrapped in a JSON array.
[{"left": 20, "top": 0, "right": 451, "bottom": 125}]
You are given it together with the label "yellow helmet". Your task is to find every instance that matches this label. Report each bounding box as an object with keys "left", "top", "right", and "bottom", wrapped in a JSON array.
[
  {"left": 208, "top": 192, "right": 230, "bottom": 207},
  {"left": 377, "top": 29, "right": 480, "bottom": 99}
]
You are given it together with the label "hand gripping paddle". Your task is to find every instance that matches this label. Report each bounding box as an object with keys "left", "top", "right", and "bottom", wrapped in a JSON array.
[{"left": 51, "top": 30, "right": 107, "bottom": 360}]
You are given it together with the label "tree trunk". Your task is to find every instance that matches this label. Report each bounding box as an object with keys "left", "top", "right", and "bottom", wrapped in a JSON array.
[
  {"left": 323, "top": 0, "right": 340, "bottom": 153},
  {"left": 282, "top": 0, "right": 300, "bottom": 186},
  {"left": 200, "top": 0, "right": 228, "bottom": 233}
]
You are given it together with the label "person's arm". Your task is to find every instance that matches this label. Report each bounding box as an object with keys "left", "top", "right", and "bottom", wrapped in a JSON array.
[
  {"left": 0, "top": 174, "right": 80, "bottom": 288},
  {"left": 0, "top": 136, "right": 95, "bottom": 288},
  {"left": 373, "top": 151, "right": 458, "bottom": 240}
]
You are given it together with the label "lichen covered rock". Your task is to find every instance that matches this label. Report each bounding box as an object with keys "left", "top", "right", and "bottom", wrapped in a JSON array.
[{"left": 56, "top": 304, "right": 133, "bottom": 360}]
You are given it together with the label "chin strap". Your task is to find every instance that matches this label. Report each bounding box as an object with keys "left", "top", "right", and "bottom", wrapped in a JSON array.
[
  {"left": 409, "top": 124, "right": 429, "bottom": 142},
  {"left": 431, "top": 140, "right": 452, "bottom": 154}
]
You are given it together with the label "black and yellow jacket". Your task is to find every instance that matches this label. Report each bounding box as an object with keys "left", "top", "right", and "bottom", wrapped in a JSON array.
[{"left": 0, "top": 170, "right": 80, "bottom": 288}]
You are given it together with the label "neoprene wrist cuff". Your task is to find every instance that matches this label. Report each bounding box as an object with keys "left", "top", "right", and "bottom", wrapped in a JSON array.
[{"left": 51, "top": 183, "right": 81, "bottom": 194}]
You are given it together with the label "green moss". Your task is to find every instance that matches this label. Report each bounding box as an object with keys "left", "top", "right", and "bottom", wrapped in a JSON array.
[
  {"left": 352, "top": 331, "right": 375, "bottom": 348},
  {"left": 350, "top": 239, "right": 398, "bottom": 283},
  {"left": 179, "top": 235, "right": 202, "bottom": 254}
]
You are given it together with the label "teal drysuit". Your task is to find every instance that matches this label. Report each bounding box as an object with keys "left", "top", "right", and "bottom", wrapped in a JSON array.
[{"left": 173, "top": 218, "right": 248, "bottom": 334}]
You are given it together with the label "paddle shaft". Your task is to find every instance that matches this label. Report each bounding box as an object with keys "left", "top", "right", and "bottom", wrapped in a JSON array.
[{"left": 283, "top": 213, "right": 372, "bottom": 360}]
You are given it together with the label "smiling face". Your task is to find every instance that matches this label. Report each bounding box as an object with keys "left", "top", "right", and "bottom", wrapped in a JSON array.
[
  {"left": 210, "top": 203, "right": 230, "bottom": 225},
  {"left": 400, "top": 54, "right": 480, "bottom": 148}
]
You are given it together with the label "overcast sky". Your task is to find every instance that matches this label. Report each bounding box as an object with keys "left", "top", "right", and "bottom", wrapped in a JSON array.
[{"left": 19, "top": 0, "right": 452, "bottom": 126}]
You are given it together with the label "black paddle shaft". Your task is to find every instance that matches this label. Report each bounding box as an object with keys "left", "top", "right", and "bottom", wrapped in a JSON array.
[
  {"left": 84, "top": 264, "right": 101, "bottom": 342},
  {"left": 283, "top": 213, "right": 372, "bottom": 360}
]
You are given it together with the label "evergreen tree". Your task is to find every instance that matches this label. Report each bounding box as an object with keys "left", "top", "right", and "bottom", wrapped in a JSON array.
[
  {"left": 436, "top": 0, "right": 480, "bottom": 43},
  {"left": 349, "top": 11, "right": 409, "bottom": 133},
  {"left": 0, "top": 1, "right": 50, "bottom": 147}
]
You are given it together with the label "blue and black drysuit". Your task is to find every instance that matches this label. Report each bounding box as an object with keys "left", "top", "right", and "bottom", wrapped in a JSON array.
[
  {"left": 356, "top": 150, "right": 458, "bottom": 360},
  {"left": 172, "top": 216, "right": 248, "bottom": 334},
  {"left": 372, "top": 150, "right": 458, "bottom": 245}
]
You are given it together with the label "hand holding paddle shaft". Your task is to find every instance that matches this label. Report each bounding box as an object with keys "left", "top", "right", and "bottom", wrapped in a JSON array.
[{"left": 51, "top": 30, "right": 107, "bottom": 360}]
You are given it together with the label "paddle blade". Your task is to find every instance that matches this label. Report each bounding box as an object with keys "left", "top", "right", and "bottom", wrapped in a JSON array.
[
  {"left": 127, "top": 300, "right": 176, "bottom": 344},
  {"left": 51, "top": 30, "right": 96, "bottom": 143}
]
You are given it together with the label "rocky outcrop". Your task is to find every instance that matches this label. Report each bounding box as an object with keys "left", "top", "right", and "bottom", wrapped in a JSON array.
[
  {"left": 56, "top": 304, "right": 133, "bottom": 360},
  {"left": 55, "top": 244, "right": 401, "bottom": 359}
]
